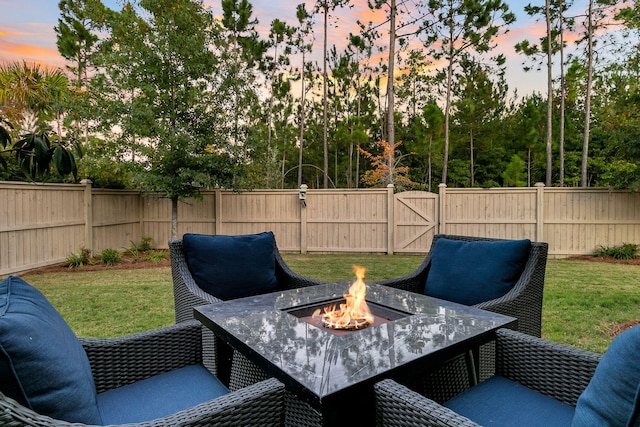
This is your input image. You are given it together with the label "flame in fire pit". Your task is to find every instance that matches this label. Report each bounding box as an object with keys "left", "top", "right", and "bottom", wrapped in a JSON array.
[{"left": 313, "top": 265, "right": 374, "bottom": 330}]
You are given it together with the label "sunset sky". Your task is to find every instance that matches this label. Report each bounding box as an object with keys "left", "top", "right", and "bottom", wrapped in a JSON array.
[{"left": 0, "top": 0, "right": 595, "bottom": 98}]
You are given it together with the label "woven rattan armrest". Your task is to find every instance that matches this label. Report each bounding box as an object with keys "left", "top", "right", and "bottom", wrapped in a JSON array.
[{"left": 81, "top": 320, "right": 204, "bottom": 393}]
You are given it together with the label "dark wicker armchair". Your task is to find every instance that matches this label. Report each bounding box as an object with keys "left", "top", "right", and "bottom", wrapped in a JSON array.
[
  {"left": 169, "top": 235, "right": 326, "bottom": 324},
  {"left": 0, "top": 320, "right": 285, "bottom": 427},
  {"left": 375, "top": 234, "right": 549, "bottom": 338},
  {"left": 374, "top": 328, "right": 603, "bottom": 427},
  {"left": 170, "top": 235, "right": 327, "bottom": 426}
]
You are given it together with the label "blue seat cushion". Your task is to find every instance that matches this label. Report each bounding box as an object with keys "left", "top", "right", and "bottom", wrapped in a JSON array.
[
  {"left": 0, "top": 276, "right": 102, "bottom": 424},
  {"left": 445, "top": 376, "right": 575, "bottom": 426},
  {"left": 183, "top": 232, "right": 279, "bottom": 300},
  {"left": 572, "top": 325, "right": 640, "bottom": 427},
  {"left": 97, "top": 364, "right": 229, "bottom": 424},
  {"left": 424, "top": 238, "right": 531, "bottom": 305}
]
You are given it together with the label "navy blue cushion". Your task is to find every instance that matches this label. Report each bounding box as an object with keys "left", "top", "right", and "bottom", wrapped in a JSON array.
[
  {"left": 424, "top": 238, "right": 531, "bottom": 305},
  {"left": 572, "top": 325, "right": 640, "bottom": 427},
  {"left": 182, "top": 232, "right": 278, "bottom": 300},
  {"left": 0, "top": 276, "right": 102, "bottom": 424},
  {"left": 445, "top": 376, "right": 575, "bottom": 426},
  {"left": 98, "top": 364, "right": 228, "bottom": 424}
]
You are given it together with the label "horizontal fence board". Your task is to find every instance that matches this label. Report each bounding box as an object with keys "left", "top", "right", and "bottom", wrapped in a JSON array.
[{"left": 2, "top": 181, "right": 640, "bottom": 276}]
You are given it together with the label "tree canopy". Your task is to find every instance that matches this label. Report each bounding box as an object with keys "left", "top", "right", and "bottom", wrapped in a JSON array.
[{"left": 0, "top": 0, "right": 638, "bottom": 193}]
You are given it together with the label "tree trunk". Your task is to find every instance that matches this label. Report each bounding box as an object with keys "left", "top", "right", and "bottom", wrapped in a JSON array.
[
  {"left": 469, "top": 127, "right": 474, "bottom": 187},
  {"left": 171, "top": 196, "right": 179, "bottom": 240},
  {"left": 545, "top": 0, "right": 553, "bottom": 187},
  {"left": 322, "top": 3, "right": 329, "bottom": 189},
  {"left": 559, "top": 0, "right": 566, "bottom": 187},
  {"left": 298, "top": 52, "right": 306, "bottom": 187},
  {"left": 386, "top": 0, "right": 397, "bottom": 186},
  {"left": 581, "top": 0, "right": 593, "bottom": 187},
  {"left": 442, "top": 58, "right": 453, "bottom": 184}
]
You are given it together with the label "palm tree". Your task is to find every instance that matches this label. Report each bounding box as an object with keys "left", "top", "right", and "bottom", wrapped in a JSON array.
[{"left": 0, "top": 61, "right": 79, "bottom": 180}]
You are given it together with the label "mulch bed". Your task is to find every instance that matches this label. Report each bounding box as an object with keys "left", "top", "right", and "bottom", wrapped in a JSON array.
[
  {"left": 21, "top": 251, "right": 170, "bottom": 276},
  {"left": 568, "top": 255, "right": 640, "bottom": 266}
]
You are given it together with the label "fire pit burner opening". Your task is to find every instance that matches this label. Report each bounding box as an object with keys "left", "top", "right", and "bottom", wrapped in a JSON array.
[
  {"left": 285, "top": 299, "right": 410, "bottom": 336},
  {"left": 283, "top": 265, "right": 411, "bottom": 335}
]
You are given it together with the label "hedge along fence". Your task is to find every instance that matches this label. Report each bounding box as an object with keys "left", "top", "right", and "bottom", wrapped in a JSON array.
[{"left": 2, "top": 180, "right": 640, "bottom": 277}]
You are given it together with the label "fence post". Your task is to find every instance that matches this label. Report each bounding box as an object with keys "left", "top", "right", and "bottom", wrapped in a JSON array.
[
  {"left": 300, "top": 185, "right": 308, "bottom": 254},
  {"left": 214, "top": 189, "right": 222, "bottom": 235},
  {"left": 81, "top": 179, "right": 93, "bottom": 253},
  {"left": 387, "top": 184, "right": 394, "bottom": 255},
  {"left": 438, "top": 183, "right": 447, "bottom": 235},
  {"left": 535, "top": 182, "right": 545, "bottom": 242}
]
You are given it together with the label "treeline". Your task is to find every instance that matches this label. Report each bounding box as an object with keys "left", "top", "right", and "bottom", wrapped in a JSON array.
[{"left": 1, "top": 0, "right": 639, "bottom": 195}]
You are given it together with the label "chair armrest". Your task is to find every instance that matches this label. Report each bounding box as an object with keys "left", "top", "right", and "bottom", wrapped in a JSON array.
[
  {"left": 374, "top": 379, "right": 480, "bottom": 427},
  {"left": 143, "top": 377, "right": 285, "bottom": 427},
  {"left": 496, "top": 328, "right": 601, "bottom": 406},
  {"left": 81, "top": 321, "right": 203, "bottom": 393},
  {"left": 0, "top": 377, "right": 284, "bottom": 427}
]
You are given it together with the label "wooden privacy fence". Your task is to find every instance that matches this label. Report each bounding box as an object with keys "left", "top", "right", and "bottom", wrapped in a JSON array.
[{"left": 2, "top": 180, "right": 640, "bottom": 276}]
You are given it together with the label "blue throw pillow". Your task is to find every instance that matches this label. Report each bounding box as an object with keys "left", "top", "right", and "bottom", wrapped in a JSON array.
[
  {"left": 572, "top": 325, "right": 640, "bottom": 427},
  {"left": 0, "top": 276, "right": 102, "bottom": 424},
  {"left": 183, "top": 232, "right": 278, "bottom": 300},
  {"left": 424, "top": 238, "right": 531, "bottom": 305}
]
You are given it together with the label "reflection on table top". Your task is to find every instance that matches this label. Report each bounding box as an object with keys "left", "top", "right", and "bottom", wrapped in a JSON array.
[{"left": 194, "top": 282, "right": 516, "bottom": 402}]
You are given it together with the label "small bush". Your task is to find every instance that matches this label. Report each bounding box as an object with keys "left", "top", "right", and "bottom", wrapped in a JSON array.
[
  {"left": 99, "top": 248, "right": 121, "bottom": 265},
  {"left": 139, "top": 236, "right": 153, "bottom": 252},
  {"left": 592, "top": 243, "right": 639, "bottom": 260},
  {"left": 126, "top": 237, "right": 154, "bottom": 261},
  {"left": 146, "top": 250, "right": 168, "bottom": 262},
  {"left": 66, "top": 247, "right": 93, "bottom": 268}
]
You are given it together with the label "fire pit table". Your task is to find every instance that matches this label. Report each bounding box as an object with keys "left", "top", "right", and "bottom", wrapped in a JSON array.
[{"left": 194, "top": 281, "right": 516, "bottom": 426}]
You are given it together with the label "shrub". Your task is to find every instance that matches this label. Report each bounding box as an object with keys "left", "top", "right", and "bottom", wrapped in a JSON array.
[
  {"left": 126, "top": 237, "right": 154, "bottom": 261},
  {"left": 592, "top": 243, "right": 639, "bottom": 260},
  {"left": 138, "top": 236, "right": 153, "bottom": 252},
  {"left": 146, "top": 250, "right": 168, "bottom": 262},
  {"left": 66, "top": 247, "right": 93, "bottom": 268},
  {"left": 99, "top": 248, "right": 121, "bottom": 265}
]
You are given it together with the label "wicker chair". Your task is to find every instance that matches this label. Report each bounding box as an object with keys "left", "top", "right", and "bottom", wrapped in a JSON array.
[
  {"left": 169, "top": 235, "right": 326, "bottom": 324},
  {"left": 375, "top": 234, "right": 549, "bottom": 338},
  {"left": 169, "top": 234, "right": 326, "bottom": 426},
  {"left": 374, "top": 328, "right": 602, "bottom": 427},
  {"left": 0, "top": 320, "right": 285, "bottom": 427}
]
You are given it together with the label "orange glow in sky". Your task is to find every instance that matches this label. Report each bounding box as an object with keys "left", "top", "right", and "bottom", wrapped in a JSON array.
[{"left": 0, "top": 0, "right": 627, "bottom": 97}]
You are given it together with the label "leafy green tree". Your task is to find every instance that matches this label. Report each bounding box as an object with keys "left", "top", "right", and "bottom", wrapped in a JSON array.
[
  {"left": 424, "top": 0, "right": 515, "bottom": 184},
  {"left": 362, "top": 0, "right": 429, "bottom": 185},
  {"left": 516, "top": 0, "right": 575, "bottom": 186},
  {"left": 452, "top": 55, "right": 508, "bottom": 187},
  {"left": 218, "top": 0, "right": 268, "bottom": 174},
  {"left": 93, "top": 0, "right": 242, "bottom": 238},
  {"left": 400, "top": 100, "right": 444, "bottom": 191},
  {"left": 590, "top": 30, "right": 640, "bottom": 190},
  {"left": 502, "top": 154, "right": 527, "bottom": 186},
  {"left": 264, "top": 18, "right": 295, "bottom": 188},
  {"left": 55, "top": 0, "right": 106, "bottom": 143},
  {"left": 293, "top": 3, "right": 315, "bottom": 187}
]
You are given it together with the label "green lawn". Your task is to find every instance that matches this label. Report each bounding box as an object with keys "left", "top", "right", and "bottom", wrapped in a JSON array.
[{"left": 21, "top": 254, "right": 640, "bottom": 354}]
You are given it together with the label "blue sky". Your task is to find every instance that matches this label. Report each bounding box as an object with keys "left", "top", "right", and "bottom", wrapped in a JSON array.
[{"left": 0, "top": 0, "right": 595, "bottom": 98}]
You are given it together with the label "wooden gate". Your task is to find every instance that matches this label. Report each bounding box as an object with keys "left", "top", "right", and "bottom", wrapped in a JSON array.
[{"left": 393, "top": 191, "right": 438, "bottom": 253}]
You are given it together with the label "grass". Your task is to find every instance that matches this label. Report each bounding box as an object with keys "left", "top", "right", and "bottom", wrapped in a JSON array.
[{"left": 21, "top": 255, "right": 640, "bottom": 354}]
